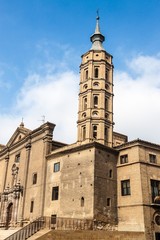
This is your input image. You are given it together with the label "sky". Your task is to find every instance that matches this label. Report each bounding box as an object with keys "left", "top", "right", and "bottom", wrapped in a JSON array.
[{"left": 0, "top": 0, "right": 160, "bottom": 145}]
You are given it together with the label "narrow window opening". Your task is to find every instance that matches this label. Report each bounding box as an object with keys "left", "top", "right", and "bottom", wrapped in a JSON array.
[
  {"left": 105, "top": 69, "right": 108, "bottom": 80},
  {"left": 32, "top": 173, "right": 37, "bottom": 185},
  {"left": 82, "top": 126, "right": 86, "bottom": 140},
  {"left": 83, "top": 97, "right": 87, "bottom": 110},
  {"left": 85, "top": 70, "right": 88, "bottom": 79},
  {"left": 105, "top": 127, "right": 108, "bottom": 141},
  {"left": 30, "top": 200, "right": 34, "bottom": 213},
  {"left": 109, "top": 169, "right": 113, "bottom": 178},
  {"left": 52, "top": 186, "right": 59, "bottom": 201},
  {"left": 107, "top": 198, "right": 111, "bottom": 206},
  {"left": 81, "top": 197, "right": 84, "bottom": 207},
  {"left": 94, "top": 96, "right": 98, "bottom": 108},
  {"left": 105, "top": 98, "right": 108, "bottom": 110},
  {"left": 94, "top": 68, "right": 99, "bottom": 78},
  {"left": 93, "top": 125, "right": 97, "bottom": 139}
]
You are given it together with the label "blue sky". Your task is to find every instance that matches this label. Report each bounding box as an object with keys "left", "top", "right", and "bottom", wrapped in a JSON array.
[{"left": 0, "top": 0, "right": 160, "bottom": 144}]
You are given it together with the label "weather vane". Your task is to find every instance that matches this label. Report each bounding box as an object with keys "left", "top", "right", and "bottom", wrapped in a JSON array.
[
  {"left": 41, "top": 115, "right": 45, "bottom": 124},
  {"left": 38, "top": 115, "right": 45, "bottom": 124}
]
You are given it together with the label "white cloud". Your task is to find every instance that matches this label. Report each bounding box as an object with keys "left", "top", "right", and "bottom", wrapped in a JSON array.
[
  {"left": 1, "top": 52, "right": 160, "bottom": 146},
  {"left": 0, "top": 43, "right": 79, "bottom": 145},
  {"left": 114, "top": 54, "right": 160, "bottom": 144},
  {"left": 16, "top": 70, "right": 79, "bottom": 144},
  {"left": 0, "top": 70, "right": 79, "bottom": 145}
]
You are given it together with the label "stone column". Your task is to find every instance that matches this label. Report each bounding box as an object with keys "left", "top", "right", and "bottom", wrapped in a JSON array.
[
  {"left": 40, "top": 124, "right": 54, "bottom": 217},
  {"left": 0, "top": 150, "right": 9, "bottom": 225},
  {"left": 19, "top": 137, "right": 31, "bottom": 225}
]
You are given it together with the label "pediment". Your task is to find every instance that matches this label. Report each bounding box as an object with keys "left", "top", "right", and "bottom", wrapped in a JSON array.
[{"left": 6, "top": 125, "right": 31, "bottom": 147}]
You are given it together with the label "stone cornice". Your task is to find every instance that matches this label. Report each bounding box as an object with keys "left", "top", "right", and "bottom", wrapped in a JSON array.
[
  {"left": 114, "top": 138, "right": 160, "bottom": 151},
  {"left": 47, "top": 141, "right": 118, "bottom": 160}
]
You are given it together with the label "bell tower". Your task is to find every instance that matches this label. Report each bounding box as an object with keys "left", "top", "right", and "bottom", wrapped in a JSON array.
[{"left": 77, "top": 16, "right": 114, "bottom": 147}]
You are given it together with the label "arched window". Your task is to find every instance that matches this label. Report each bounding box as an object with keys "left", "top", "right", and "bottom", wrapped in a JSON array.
[
  {"left": 105, "top": 69, "right": 108, "bottom": 80},
  {"left": 85, "top": 70, "right": 88, "bottom": 79},
  {"left": 94, "top": 68, "right": 99, "bottom": 78},
  {"left": 93, "top": 125, "right": 97, "bottom": 139},
  {"left": 82, "top": 126, "right": 86, "bottom": 140},
  {"left": 81, "top": 197, "right": 84, "bottom": 207},
  {"left": 105, "top": 127, "right": 108, "bottom": 140},
  {"left": 105, "top": 98, "right": 108, "bottom": 110},
  {"left": 94, "top": 96, "right": 98, "bottom": 108},
  {"left": 83, "top": 97, "right": 87, "bottom": 110}
]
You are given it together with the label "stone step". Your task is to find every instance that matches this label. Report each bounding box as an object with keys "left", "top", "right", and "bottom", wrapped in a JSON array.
[{"left": 27, "top": 229, "right": 51, "bottom": 240}]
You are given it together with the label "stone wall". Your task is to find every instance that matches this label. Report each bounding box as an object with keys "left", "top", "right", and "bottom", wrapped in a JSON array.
[{"left": 38, "top": 230, "right": 146, "bottom": 240}]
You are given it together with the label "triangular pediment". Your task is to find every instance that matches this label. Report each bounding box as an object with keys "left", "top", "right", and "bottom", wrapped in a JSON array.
[{"left": 7, "top": 125, "right": 31, "bottom": 147}]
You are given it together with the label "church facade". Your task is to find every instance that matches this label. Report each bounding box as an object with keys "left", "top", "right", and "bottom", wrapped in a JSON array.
[{"left": 0, "top": 17, "right": 160, "bottom": 240}]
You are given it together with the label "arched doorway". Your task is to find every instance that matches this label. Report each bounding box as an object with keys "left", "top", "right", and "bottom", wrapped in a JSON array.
[{"left": 6, "top": 203, "right": 13, "bottom": 229}]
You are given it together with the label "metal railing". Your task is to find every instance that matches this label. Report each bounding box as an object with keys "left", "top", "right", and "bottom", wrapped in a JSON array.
[{"left": 4, "top": 217, "right": 45, "bottom": 240}]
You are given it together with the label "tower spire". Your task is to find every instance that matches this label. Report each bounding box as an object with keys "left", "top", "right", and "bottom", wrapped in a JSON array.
[{"left": 90, "top": 13, "right": 105, "bottom": 50}]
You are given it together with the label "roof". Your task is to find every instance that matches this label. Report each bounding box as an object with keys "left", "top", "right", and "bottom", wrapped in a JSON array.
[{"left": 114, "top": 138, "right": 160, "bottom": 151}]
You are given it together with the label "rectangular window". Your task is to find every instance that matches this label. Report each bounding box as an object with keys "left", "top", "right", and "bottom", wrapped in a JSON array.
[
  {"left": 151, "top": 180, "right": 160, "bottom": 203},
  {"left": 149, "top": 154, "right": 157, "bottom": 164},
  {"left": 32, "top": 173, "right": 37, "bottom": 184},
  {"left": 54, "top": 162, "right": 60, "bottom": 172},
  {"left": 15, "top": 153, "right": 20, "bottom": 163},
  {"left": 121, "top": 180, "right": 131, "bottom": 196},
  {"left": 120, "top": 154, "right": 128, "bottom": 164},
  {"left": 30, "top": 200, "right": 34, "bottom": 213},
  {"left": 52, "top": 186, "right": 59, "bottom": 201}
]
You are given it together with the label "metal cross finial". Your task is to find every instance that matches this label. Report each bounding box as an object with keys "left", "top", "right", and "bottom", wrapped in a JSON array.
[
  {"left": 42, "top": 115, "right": 45, "bottom": 124},
  {"left": 96, "top": 9, "right": 100, "bottom": 20}
]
